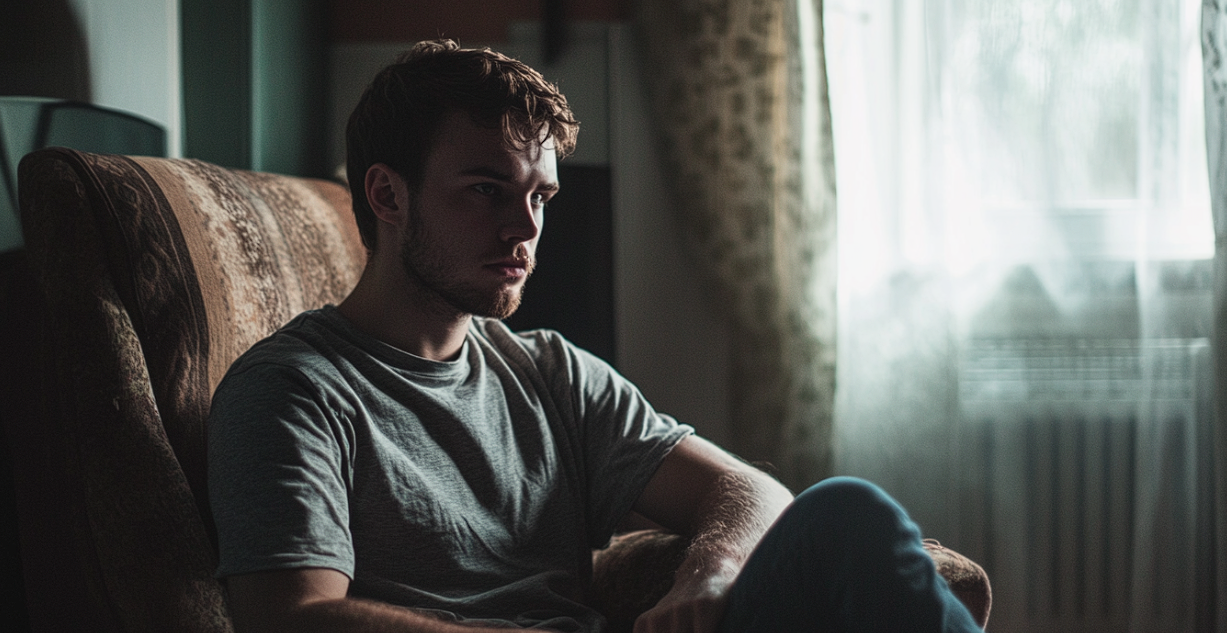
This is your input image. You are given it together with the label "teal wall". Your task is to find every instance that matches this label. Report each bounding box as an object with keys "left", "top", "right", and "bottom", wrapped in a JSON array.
[
  {"left": 253, "top": 0, "right": 327, "bottom": 177},
  {"left": 181, "top": 0, "right": 251, "bottom": 170},
  {"left": 182, "top": 0, "right": 326, "bottom": 176},
  {"left": 1, "top": 0, "right": 180, "bottom": 252}
]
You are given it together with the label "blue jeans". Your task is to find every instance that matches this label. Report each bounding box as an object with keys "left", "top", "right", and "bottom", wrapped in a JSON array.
[{"left": 717, "top": 477, "right": 980, "bottom": 632}]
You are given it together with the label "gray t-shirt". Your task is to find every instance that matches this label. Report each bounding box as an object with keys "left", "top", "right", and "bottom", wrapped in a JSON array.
[{"left": 208, "top": 306, "right": 692, "bottom": 631}]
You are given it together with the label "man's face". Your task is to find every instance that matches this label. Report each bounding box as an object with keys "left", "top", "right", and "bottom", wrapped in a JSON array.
[{"left": 398, "top": 113, "right": 559, "bottom": 319}]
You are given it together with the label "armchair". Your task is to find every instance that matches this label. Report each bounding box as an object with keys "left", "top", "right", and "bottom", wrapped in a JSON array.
[
  {"left": 6, "top": 147, "right": 363, "bottom": 631},
  {"left": 2, "top": 148, "right": 989, "bottom": 632}
]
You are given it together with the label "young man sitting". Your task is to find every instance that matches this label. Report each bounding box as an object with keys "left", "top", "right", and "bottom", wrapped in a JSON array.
[{"left": 207, "top": 40, "right": 981, "bottom": 633}]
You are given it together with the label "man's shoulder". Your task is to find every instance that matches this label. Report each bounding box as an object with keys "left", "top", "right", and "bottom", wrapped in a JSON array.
[
  {"left": 470, "top": 317, "right": 565, "bottom": 351},
  {"left": 222, "top": 307, "right": 358, "bottom": 385},
  {"left": 210, "top": 308, "right": 366, "bottom": 426},
  {"left": 468, "top": 318, "right": 588, "bottom": 371},
  {"left": 234, "top": 308, "right": 333, "bottom": 360},
  {"left": 468, "top": 318, "right": 627, "bottom": 392}
]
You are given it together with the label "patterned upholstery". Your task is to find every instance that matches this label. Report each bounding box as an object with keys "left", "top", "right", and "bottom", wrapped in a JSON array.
[{"left": 8, "top": 148, "right": 364, "bottom": 632}]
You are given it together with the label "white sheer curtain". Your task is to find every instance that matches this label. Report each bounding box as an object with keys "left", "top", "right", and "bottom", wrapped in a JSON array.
[{"left": 826, "top": 0, "right": 1217, "bottom": 630}]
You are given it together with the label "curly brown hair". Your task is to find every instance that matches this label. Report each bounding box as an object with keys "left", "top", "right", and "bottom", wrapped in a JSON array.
[{"left": 345, "top": 40, "right": 579, "bottom": 250}]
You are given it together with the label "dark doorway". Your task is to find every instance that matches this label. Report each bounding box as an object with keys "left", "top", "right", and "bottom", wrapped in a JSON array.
[{"left": 504, "top": 163, "right": 615, "bottom": 366}]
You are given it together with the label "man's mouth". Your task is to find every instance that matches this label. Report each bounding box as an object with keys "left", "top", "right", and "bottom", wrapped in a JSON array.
[{"left": 487, "top": 256, "right": 535, "bottom": 279}]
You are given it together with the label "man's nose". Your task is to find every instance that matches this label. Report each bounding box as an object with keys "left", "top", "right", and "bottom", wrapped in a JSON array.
[{"left": 499, "top": 197, "right": 542, "bottom": 244}]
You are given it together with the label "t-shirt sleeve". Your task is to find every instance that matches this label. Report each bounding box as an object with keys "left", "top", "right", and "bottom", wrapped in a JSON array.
[
  {"left": 208, "top": 361, "right": 356, "bottom": 579},
  {"left": 556, "top": 340, "right": 694, "bottom": 547}
]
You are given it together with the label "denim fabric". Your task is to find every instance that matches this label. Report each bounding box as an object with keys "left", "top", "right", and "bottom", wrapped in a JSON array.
[{"left": 718, "top": 477, "right": 980, "bottom": 632}]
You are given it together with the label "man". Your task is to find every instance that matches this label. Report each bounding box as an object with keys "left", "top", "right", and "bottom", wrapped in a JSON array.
[{"left": 208, "top": 40, "right": 980, "bottom": 632}]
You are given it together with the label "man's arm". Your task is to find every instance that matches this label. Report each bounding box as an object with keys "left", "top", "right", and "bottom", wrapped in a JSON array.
[
  {"left": 226, "top": 568, "right": 518, "bottom": 633},
  {"left": 629, "top": 435, "right": 794, "bottom": 633}
]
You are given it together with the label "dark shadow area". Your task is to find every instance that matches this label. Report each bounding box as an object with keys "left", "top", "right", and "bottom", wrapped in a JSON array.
[
  {"left": 0, "top": 0, "right": 91, "bottom": 101},
  {"left": 505, "top": 164, "right": 616, "bottom": 365},
  {"left": 1, "top": 8, "right": 90, "bottom": 627},
  {"left": 0, "top": 250, "right": 36, "bottom": 632}
]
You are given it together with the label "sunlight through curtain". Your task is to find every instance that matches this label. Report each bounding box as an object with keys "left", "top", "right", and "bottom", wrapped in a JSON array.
[
  {"left": 1199, "top": 2, "right": 1227, "bottom": 630},
  {"left": 827, "top": 0, "right": 1217, "bottom": 630},
  {"left": 636, "top": 0, "right": 838, "bottom": 491}
]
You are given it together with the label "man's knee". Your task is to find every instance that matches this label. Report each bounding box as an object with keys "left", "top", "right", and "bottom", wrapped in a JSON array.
[
  {"left": 783, "top": 476, "right": 918, "bottom": 545},
  {"left": 794, "top": 476, "right": 898, "bottom": 516}
]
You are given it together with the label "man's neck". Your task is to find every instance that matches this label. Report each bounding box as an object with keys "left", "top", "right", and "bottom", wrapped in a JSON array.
[{"left": 337, "top": 262, "right": 471, "bottom": 362}]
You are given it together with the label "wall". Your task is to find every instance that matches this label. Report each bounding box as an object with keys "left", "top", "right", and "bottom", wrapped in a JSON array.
[
  {"left": 0, "top": 0, "right": 327, "bottom": 253},
  {"left": 183, "top": 0, "right": 328, "bottom": 175},
  {"left": 604, "top": 27, "right": 733, "bottom": 445},
  {"left": 0, "top": 1, "right": 90, "bottom": 106},
  {"left": 0, "top": 0, "right": 180, "bottom": 253},
  {"left": 506, "top": 24, "right": 733, "bottom": 444},
  {"left": 0, "top": 0, "right": 182, "bottom": 151},
  {"left": 181, "top": 0, "right": 250, "bottom": 169},
  {"left": 328, "top": 0, "right": 630, "bottom": 43},
  {"left": 252, "top": 0, "right": 327, "bottom": 176},
  {"left": 69, "top": 0, "right": 180, "bottom": 156}
]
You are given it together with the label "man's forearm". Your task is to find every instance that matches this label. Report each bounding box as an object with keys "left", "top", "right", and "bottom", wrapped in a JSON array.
[
  {"left": 629, "top": 436, "right": 795, "bottom": 632},
  {"left": 226, "top": 569, "right": 523, "bottom": 633},
  {"left": 672, "top": 468, "right": 793, "bottom": 592},
  {"left": 633, "top": 466, "right": 793, "bottom": 633},
  {"left": 248, "top": 598, "right": 520, "bottom": 633}
]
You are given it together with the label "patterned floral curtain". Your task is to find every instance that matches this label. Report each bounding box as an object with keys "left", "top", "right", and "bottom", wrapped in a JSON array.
[{"left": 635, "top": 0, "right": 837, "bottom": 490}]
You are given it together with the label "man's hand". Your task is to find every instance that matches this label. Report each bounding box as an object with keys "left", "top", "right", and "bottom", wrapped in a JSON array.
[
  {"left": 630, "top": 436, "right": 794, "bottom": 633},
  {"left": 631, "top": 561, "right": 736, "bottom": 633}
]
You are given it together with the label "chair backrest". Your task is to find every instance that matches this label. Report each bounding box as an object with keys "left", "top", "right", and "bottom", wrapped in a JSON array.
[{"left": 9, "top": 148, "right": 365, "bottom": 631}]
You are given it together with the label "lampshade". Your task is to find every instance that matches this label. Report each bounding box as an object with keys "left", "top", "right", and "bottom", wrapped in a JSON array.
[{"left": 0, "top": 97, "right": 166, "bottom": 253}]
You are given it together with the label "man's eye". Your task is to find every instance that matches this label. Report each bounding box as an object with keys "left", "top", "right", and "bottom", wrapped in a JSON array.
[
  {"left": 531, "top": 193, "right": 547, "bottom": 207},
  {"left": 473, "top": 183, "right": 497, "bottom": 196}
]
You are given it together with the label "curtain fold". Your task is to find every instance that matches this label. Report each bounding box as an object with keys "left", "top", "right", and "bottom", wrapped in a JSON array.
[
  {"left": 634, "top": 0, "right": 838, "bottom": 491},
  {"left": 1200, "top": 3, "right": 1227, "bottom": 629}
]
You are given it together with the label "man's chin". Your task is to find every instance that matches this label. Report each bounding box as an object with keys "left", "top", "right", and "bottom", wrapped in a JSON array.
[
  {"left": 483, "top": 292, "right": 523, "bottom": 320},
  {"left": 458, "top": 287, "right": 523, "bottom": 320}
]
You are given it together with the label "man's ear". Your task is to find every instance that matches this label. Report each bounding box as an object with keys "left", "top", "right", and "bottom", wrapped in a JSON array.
[{"left": 364, "top": 163, "right": 411, "bottom": 226}]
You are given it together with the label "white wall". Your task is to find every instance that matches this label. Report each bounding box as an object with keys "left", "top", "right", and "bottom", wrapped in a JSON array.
[{"left": 69, "top": 0, "right": 181, "bottom": 156}]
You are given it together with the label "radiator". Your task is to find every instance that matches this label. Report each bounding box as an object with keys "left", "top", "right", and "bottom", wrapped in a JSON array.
[{"left": 955, "top": 337, "right": 1214, "bottom": 632}]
